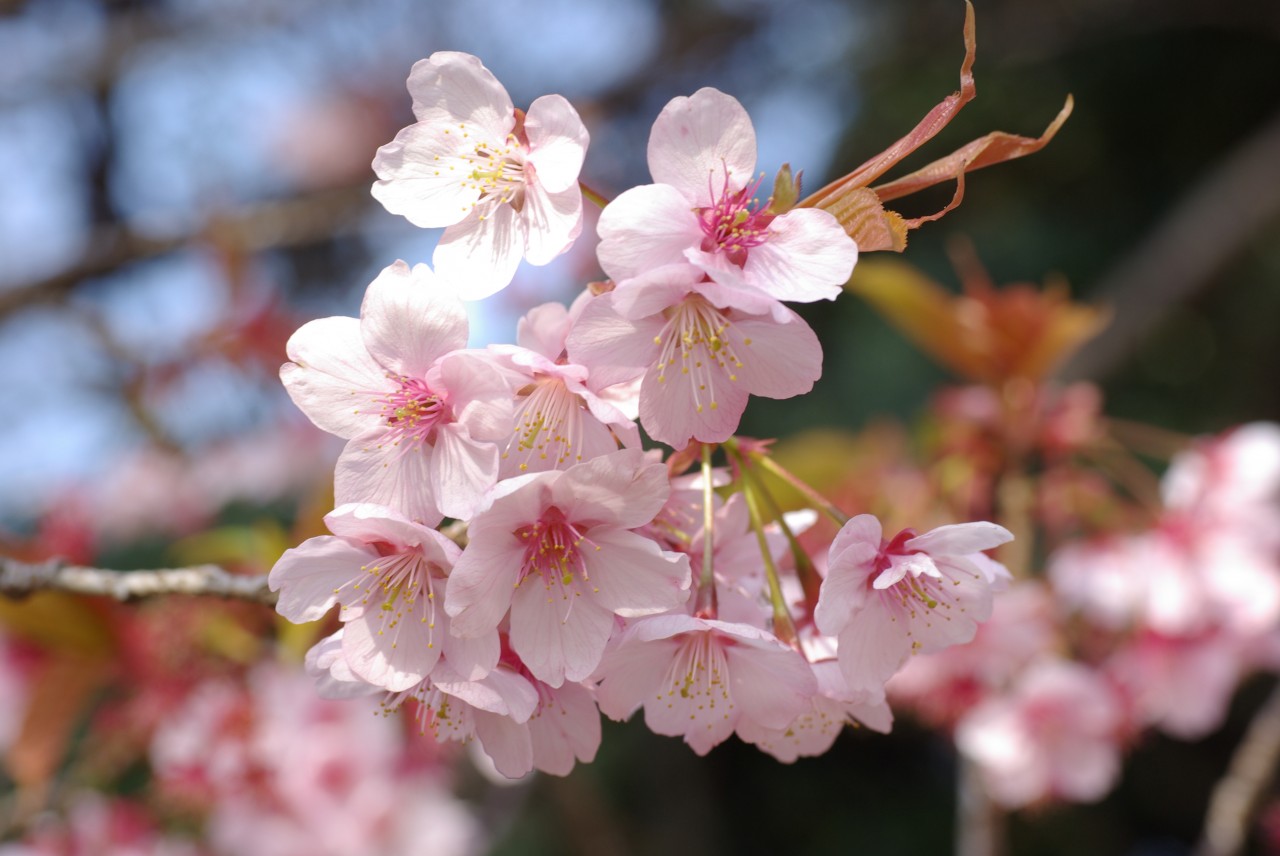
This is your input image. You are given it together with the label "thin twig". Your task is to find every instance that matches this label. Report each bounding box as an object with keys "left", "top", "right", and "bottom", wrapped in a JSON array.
[
  {"left": 1057, "top": 107, "right": 1280, "bottom": 381},
  {"left": 1195, "top": 680, "right": 1280, "bottom": 856},
  {"left": 0, "top": 555, "right": 276, "bottom": 605},
  {"left": 0, "top": 184, "right": 372, "bottom": 322}
]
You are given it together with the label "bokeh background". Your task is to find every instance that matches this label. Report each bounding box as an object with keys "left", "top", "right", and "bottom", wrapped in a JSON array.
[{"left": 2, "top": 0, "right": 1279, "bottom": 853}]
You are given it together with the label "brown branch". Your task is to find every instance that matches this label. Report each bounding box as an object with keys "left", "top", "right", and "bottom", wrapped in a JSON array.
[
  {"left": 1196, "top": 680, "right": 1280, "bottom": 856},
  {"left": 0, "top": 555, "right": 276, "bottom": 605},
  {"left": 0, "top": 184, "right": 373, "bottom": 322},
  {"left": 1057, "top": 107, "right": 1280, "bottom": 381}
]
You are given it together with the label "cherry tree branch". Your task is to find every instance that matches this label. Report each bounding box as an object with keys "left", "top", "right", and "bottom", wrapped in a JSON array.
[
  {"left": 0, "top": 184, "right": 372, "bottom": 323},
  {"left": 1195, "top": 680, "right": 1280, "bottom": 856},
  {"left": 1057, "top": 107, "right": 1280, "bottom": 381},
  {"left": 0, "top": 555, "right": 276, "bottom": 605}
]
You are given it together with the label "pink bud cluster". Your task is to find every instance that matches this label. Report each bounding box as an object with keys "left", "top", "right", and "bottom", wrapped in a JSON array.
[{"left": 270, "top": 51, "right": 1013, "bottom": 777}]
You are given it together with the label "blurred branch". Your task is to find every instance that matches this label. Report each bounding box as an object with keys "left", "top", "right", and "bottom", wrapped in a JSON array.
[
  {"left": 1196, "top": 679, "right": 1280, "bottom": 856},
  {"left": 0, "top": 184, "right": 372, "bottom": 323},
  {"left": 957, "top": 755, "right": 1005, "bottom": 856},
  {"left": 0, "top": 555, "right": 276, "bottom": 605},
  {"left": 1058, "top": 107, "right": 1280, "bottom": 381}
]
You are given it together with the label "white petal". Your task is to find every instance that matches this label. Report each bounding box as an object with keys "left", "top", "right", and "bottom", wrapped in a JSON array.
[
  {"left": 360, "top": 261, "right": 468, "bottom": 378},
  {"left": 433, "top": 203, "right": 527, "bottom": 300},
  {"left": 282, "top": 316, "right": 391, "bottom": 439},
  {"left": 648, "top": 88, "right": 756, "bottom": 205},
  {"left": 520, "top": 180, "right": 583, "bottom": 266},
  {"left": 597, "top": 184, "right": 702, "bottom": 282},
  {"left": 371, "top": 122, "right": 482, "bottom": 229},
  {"left": 525, "top": 94, "right": 589, "bottom": 193},
  {"left": 407, "top": 52, "right": 515, "bottom": 131}
]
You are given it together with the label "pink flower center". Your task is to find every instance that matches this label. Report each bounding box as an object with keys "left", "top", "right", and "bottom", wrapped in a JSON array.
[
  {"left": 514, "top": 506, "right": 598, "bottom": 589},
  {"left": 874, "top": 528, "right": 920, "bottom": 574},
  {"left": 378, "top": 376, "right": 448, "bottom": 447},
  {"left": 697, "top": 169, "right": 774, "bottom": 266}
]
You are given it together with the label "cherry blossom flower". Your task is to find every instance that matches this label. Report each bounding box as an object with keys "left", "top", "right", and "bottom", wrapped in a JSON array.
[
  {"left": 489, "top": 300, "right": 639, "bottom": 478},
  {"left": 269, "top": 503, "right": 499, "bottom": 690},
  {"left": 596, "top": 87, "right": 856, "bottom": 304},
  {"left": 372, "top": 52, "right": 589, "bottom": 299},
  {"left": 956, "top": 659, "right": 1126, "bottom": 808},
  {"left": 594, "top": 614, "right": 816, "bottom": 756},
  {"left": 152, "top": 662, "right": 485, "bottom": 856},
  {"left": 281, "top": 260, "right": 513, "bottom": 523},
  {"left": 1162, "top": 421, "right": 1280, "bottom": 538},
  {"left": 446, "top": 450, "right": 691, "bottom": 686},
  {"left": 566, "top": 264, "right": 822, "bottom": 448},
  {"left": 814, "top": 514, "right": 1013, "bottom": 701}
]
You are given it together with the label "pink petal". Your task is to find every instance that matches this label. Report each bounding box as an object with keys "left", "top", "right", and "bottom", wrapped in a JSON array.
[
  {"left": 640, "top": 632, "right": 736, "bottom": 755},
  {"left": 342, "top": 604, "right": 439, "bottom": 692},
  {"left": 647, "top": 87, "right": 756, "bottom": 205},
  {"left": 906, "top": 521, "right": 1014, "bottom": 556},
  {"left": 516, "top": 302, "right": 572, "bottom": 359},
  {"left": 509, "top": 584, "right": 616, "bottom": 687},
  {"left": 829, "top": 514, "right": 883, "bottom": 565},
  {"left": 741, "top": 208, "right": 858, "bottom": 303},
  {"left": 555, "top": 450, "right": 670, "bottom": 529},
  {"left": 441, "top": 628, "right": 500, "bottom": 682},
  {"left": 444, "top": 532, "right": 523, "bottom": 637},
  {"left": 529, "top": 682, "right": 601, "bottom": 776},
  {"left": 281, "top": 316, "right": 391, "bottom": 439},
  {"left": 472, "top": 710, "right": 534, "bottom": 779},
  {"left": 305, "top": 631, "right": 380, "bottom": 699},
  {"left": 584, "top": 528, "right": 691, "bottom": 616},
  {"left": 725, "top": 636, "right": 817, "bottom": 729},
  {"left": 334, "top": 434, "right": 444, "bottom": 527},
  {"left": 430, "top": 425, "right": 500, "bottom": 520},
  {"left": 596, "top": 184, "right": 703, "bottom": 282},
  {"left": 269, "top": 536, "right": 373, "bottom": 623},
  {"left": 836, "top": 606, "right": 910, "bottom": 700},
  {"left": 609, "top": 263, "right": 704, "bottom": 319},
  {"left": 435, "top": 667, "right": 537, "bottom": 721},
  {"left": 436, "top": 351, "right": 514, "bottom": 442},
  {"left": 323, "top": 504, "right": 459, "bottom": 566},
  {"left": 724, "top": 309, "right": 822, "bottom": 399},
  {"left": 593, "top": 632, "right": 681, "bottom": 720},
  {"left": 433, "top": 203, "right": 527, "bottom": 301},
  {"left": 359, "top": 261, "right": 468, "bottom": 378},
  {"left": 565, "top": 294, "right": 662, "bottom": 391},
  {"left": 524, "top": 94, "right": 589, "bottom": 194},
  {"left": 638, "top": 356, "right": 749, "bottom": 447}
]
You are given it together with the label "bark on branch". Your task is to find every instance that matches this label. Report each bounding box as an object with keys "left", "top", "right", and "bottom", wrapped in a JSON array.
[{"left": 0, "top": 555, "right": 276, "bottom": 606}]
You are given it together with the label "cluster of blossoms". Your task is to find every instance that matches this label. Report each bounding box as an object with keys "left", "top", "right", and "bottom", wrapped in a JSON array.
[
  {"left": 270, "top": 51, "right": 1014, "bottom": 777},
  {"left": 885, "top": 421, "right": 1280, "bottom": 808}
]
